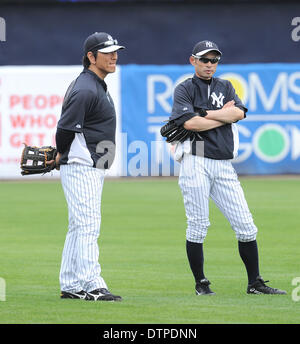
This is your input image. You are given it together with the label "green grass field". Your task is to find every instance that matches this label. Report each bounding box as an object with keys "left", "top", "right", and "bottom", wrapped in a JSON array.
[{"left": 0, "top": 177, "right": 299, "bottom": 324}]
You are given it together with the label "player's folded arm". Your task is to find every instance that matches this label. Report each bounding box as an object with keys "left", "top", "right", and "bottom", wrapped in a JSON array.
[
  {"left": 206, "top": 105, "right": 245, "bottom": 124},
  {"left": 183, "top": 115, "right": 226, "bottom": 131},
  {"left": 225, "top": 79, "right": 248, "bottom": 121}
]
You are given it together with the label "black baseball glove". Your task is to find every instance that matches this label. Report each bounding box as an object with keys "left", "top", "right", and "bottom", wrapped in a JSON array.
[
  {"left": 160, "top": 120, "right": 204, "bottom": 143},
  {"left": 20, "top": 144, "right": 57, "bottom": 176},
  {"left": 160, "top": 120, "right": 192, "bottom": 143}
]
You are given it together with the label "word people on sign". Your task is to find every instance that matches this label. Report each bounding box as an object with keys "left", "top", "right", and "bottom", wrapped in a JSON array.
[{"left": 10, "top": 94, "right": 63, "bottom": 109}]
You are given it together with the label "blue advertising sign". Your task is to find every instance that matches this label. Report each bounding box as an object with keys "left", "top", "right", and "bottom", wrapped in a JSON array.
[
  {"left": 121, "top": 63, "right": 300, "bottom": 176},
  {"left": 217, "top": 64, "right": 300, "bottom": 174}
]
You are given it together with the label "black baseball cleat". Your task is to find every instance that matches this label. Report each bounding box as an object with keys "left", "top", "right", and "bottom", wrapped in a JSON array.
[
  {"left": 86, "top": 288, "right": 122, "bottom": 302},
  {"left": 247, "top": 276, "right": 287, "bottom": 295},
  {"left": 195, "top": 278, "right": 215, "bottom": 295},
  {"left": 60, "top": 290, "right": 89, "bottom": 300}
]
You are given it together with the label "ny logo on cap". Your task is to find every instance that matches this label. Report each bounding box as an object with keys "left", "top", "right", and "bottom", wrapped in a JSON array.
[{"left": 205, "top": 41, "right": 213, "bottom": 47}]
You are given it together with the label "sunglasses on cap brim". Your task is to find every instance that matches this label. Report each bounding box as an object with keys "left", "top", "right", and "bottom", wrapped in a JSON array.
[{"left": 89, "top": 39, "right": 119, "bottom": 52}]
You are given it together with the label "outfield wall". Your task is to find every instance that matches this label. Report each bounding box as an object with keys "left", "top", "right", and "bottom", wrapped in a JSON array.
[
  {"left": 0, "top": 63, "right": 299, "bottom": 179},
  {"left": 1, "top": 2, "right": 299, "bottom": 66}
]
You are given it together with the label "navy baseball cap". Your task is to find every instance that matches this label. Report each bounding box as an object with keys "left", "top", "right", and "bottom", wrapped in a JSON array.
[
  {"left": 84, "top": 32, "right": 125, "bottom": 54},
  {"left": 192, "top": 40, "right": 222, "bottom": 57}
]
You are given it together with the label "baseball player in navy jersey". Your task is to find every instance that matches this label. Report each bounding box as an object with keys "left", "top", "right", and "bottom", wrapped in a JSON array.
[
  {"left": 52, "top": 32, "right": 125, "bottom": 301},
  {"left": 170, "top": 40, "right": 286, "bottom": 295}
]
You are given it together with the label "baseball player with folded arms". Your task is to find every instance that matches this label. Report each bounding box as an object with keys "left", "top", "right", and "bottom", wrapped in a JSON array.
[
  {"left": 52, "top": 32, "right": 125, "bottom": 301},
  {"left": 170, "top": 40, "right": 287, "bottom": 295}
]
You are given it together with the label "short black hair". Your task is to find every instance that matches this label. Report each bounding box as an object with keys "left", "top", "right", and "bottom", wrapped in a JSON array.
[{"left": 82, "top": 50, "right": 98, "bottom": 68}]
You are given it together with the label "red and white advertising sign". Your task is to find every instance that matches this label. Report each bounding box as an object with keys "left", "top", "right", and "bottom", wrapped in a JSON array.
[{"left": 0, "top": 66, "right": 121, "bottom": 179}]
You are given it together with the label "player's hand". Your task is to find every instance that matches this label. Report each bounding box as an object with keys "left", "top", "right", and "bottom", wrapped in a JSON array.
[
  {"left": 46, "top": 152, "right": 61, "bottom": 170},
  {"left": 222, "top": 100, "right": 235, "bottom": 108}
]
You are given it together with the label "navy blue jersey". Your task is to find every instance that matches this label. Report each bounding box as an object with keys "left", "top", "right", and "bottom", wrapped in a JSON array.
[
  {"left": 170, "top": 74, "right": 247, "bottom": 160},
  {"left": 57, "top": 69, "right": 116, "bottom": 169}
]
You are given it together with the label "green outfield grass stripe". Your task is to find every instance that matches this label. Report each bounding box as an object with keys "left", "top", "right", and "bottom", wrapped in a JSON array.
[{"left": 0, "top": 178, "right": 299, "bottom": 324}]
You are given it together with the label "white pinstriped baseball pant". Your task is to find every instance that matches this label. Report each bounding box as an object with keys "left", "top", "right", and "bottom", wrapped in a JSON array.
[
  {"left": 59, "top": 163, "right": 107, "bottom": 293},
  {"left": 179, "top": 154, "right": 258, "bottom": 243}
]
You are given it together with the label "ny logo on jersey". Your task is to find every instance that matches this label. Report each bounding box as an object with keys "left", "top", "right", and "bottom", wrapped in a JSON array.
[{"left": 210, "top": 92, "right": 224, "bottom": 108}]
